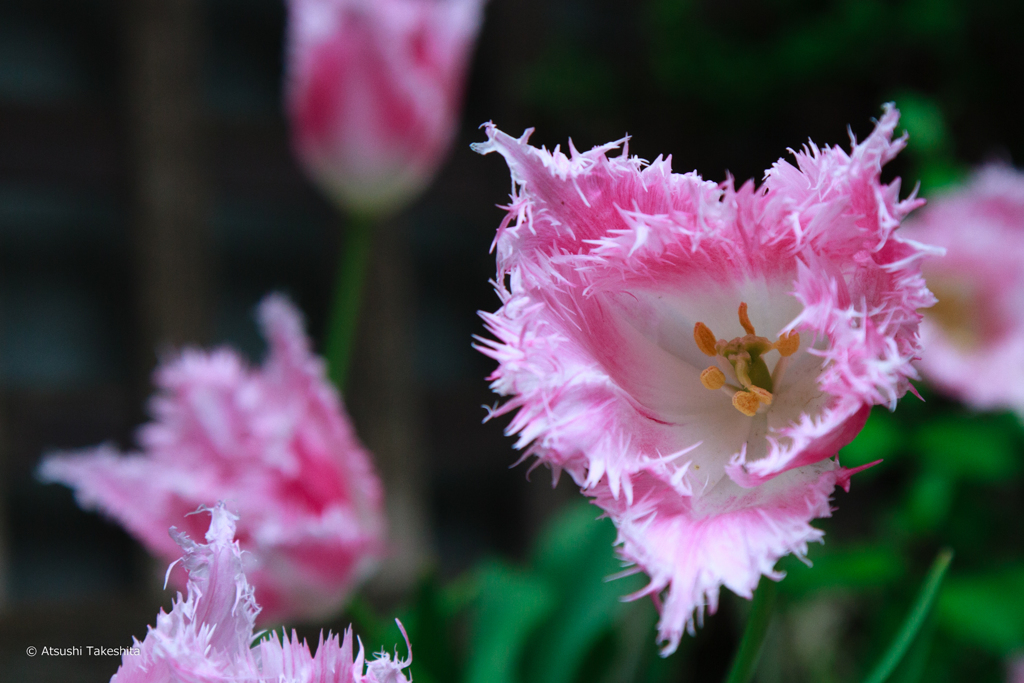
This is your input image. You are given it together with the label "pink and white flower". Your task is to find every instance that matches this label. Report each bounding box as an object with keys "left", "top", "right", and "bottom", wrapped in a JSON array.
[
  {"left": 902, "top": 165, "right": 1024, "bottom": 415},
  {"left": 39, "top": 295, "right": 385, "bottom": 625},
  {"left": 112, "top": 502, "right": 412, "bottom": 683},
  {"left": 473, "top": 105, "right": 937, "bottom": 653},
  {"left": 1009, "top": 654, "right": 1024, "bottom": 683},
  {"left": 285, "top": 0, "right": 486, "bottom": 215}
]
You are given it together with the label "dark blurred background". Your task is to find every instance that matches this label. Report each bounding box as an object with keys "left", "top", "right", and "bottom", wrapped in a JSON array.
[{"left": 1, "top": 0, "right": 1023, "bottom": 681}]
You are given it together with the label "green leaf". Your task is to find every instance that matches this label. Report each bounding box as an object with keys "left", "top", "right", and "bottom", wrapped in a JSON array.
[
  {"left": 912, "top": 414, "right": 1020, "bottom": 482},
  {"left": 525, "top": 502, "right": 649, "bottom": 683},
  {"left": 917, "top": 160, "right": 966, "bottom": 193},
  {"left": 463, "top": 561, "right": 556, "bottom": 683},
  {"left": 593, "top": 600, "right": 670, "bottom": 683},
  {"left": 937, "top": 565, "right": 1024, "bottom": 654},
  {"left": 862, "top": 548, "right": 954, "bottom": 683},
  {"left": 343, "top": 595, "right": 390, "bottom": 652},
  {"left": 906, "top": 470, "right": 955, "bottom": 532},
  {"left": 885, "top": 610, "right": 937, "bottom": 683},
  {"left": 398, "top": 578, "right": 462, "bottom": 683},
  {"left": 531, "top": 501, "right": 611, "bottom": 579},
  {"left": 894, "top": 92, "right": 950, "bottom": 157},
  {"left": 778, "top": 545, "right": 907, "bottom": 596},
  {"left": 439, "top": 570, "right": 483, "bottom": 617}
]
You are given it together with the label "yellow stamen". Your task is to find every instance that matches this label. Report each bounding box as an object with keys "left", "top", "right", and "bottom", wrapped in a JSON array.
[
  {"left": 694, "top": 322, "right": 718, "bottom": 357},
  {"left": 700, "top": 366, "right": 726, "bottom": 390},
  {"left": 774, "top": 331, "right": 800, "bottom": 357},
  {"left": 732, "top": 390, "right": 760, "bottom": 416},
  {"left": 738, "top": 302, "right": 756, "bottom": 335},
  {"left": 693, "top": 302, "right": 801, "bottom": 416}
]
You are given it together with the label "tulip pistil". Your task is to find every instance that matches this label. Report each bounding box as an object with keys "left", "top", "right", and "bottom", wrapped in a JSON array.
[{"left": 693, "top": 302, "right": 800, "bottom": 415}]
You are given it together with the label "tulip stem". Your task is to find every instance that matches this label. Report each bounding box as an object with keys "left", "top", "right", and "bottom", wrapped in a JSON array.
[
  {"left": 723, "top": 577, "right": 777, "bottom": 683},
  {"left": 326, "top": 212, "right": 375, "bottom": 390}
]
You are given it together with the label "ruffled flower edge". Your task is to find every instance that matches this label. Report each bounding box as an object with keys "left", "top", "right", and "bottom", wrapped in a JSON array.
[
  {"left": 593, "top": 460, "right": 865, "bottom": 654},
  {"left": 112, "top": 503, "right": 411, "bottom": 683},
  {"left": 474, "top": 105, "right": 935, "bottom": 497}
]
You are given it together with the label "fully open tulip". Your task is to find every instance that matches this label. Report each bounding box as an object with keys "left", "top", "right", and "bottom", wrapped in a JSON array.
[
  {"left": 903, "top": 165, "right": 1024, "bottom": 416},
  {"left": 285, "top": 0, "right": 486, "bottom": 215},
  {"left": 111, "top": 503, "right": 412, "bottom": 683},
  {"left": 39, "top": 295, "right": 385, "bottom": 624},
  {"left": 474, "top": 105, "right": 937, "bottom": 653}
]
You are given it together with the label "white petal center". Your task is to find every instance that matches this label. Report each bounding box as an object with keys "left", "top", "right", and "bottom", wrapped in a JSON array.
[{"left": 599, "top": 277, "right": 830, "bottom": 493}]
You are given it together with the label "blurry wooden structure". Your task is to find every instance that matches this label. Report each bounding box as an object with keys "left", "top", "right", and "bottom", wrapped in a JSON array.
[
  {"left": 125, "top": 0, "right": 211, "bottom": 352},
  {"left": 0, "top": 0, "right": 557, "bottom": 680}
]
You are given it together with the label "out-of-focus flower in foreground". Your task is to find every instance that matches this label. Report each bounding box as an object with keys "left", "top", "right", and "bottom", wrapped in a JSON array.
[
  {"left": 473, "top": 105, "right": 937, "bottom": 653},
  {"left": 1009, "top": 654, "right": 1024, "bottom": 683},
  {"left": 903, "top": 165, "right": 1024, "bottom": 416},
  {"left": 285, "top": 0, "right": 486, "bottom": 216},
  {"left": 111, "top": 503, "right": 411, "bottom": 683},
  {"left": 39, "top": 295, "right": 385, "bottom": 624}
]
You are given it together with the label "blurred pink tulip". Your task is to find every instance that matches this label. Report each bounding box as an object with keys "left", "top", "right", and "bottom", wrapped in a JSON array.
[
  {"left": 903, "top": 165, "right": 1024, "bottom": 416},
  {"left": 111, "top": 503, "right": 411, "bottom": 683},
  {"left": 39, "top": 295, "right": 386, "bottom": 624},
  {"left": 285, "top": 0, "right": 486, "bottom": 215},
  {"left": 1010, "top": 654, "right": 1024, "bottom": 683},
  {"left": 474, "top": 105, "right": 936, "bottom": 653}
]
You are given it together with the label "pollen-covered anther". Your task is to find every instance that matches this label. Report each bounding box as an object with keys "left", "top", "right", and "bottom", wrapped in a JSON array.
[
  {"left": 731, "top": 391, "right": 760, "bottom": 417},
  {"left": 694, "top": 322, "right": 719, "bottom": 357},
  {"left": 748, "top": 386, "right": 773, "bottom": 405},
  {"left": 700, "top": 366, "right": 726, "bottom": 390},
  {"left": 774, "top": 331, "right": 800, "bottom": 357}
]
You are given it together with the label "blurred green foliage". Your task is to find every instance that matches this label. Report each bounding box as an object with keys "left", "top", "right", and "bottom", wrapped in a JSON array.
[
  {"left": 646, "top": 0, "right": 975, "bottom": 194},
  {"left": 348, "top": 481, "right": 974, "bottom": 682},
  {"left": 830, "top": 400, "right": 1024, "bottom": 682},
  {"left": 646, "top": 0, "right": 964, "bottom": 107},
  {"left": 895, "top": 91, "right": 965, "bottom": 193},
  {"left": 509, "top": 0, "right": 1024, "bottom": 189},
  {"left": 349, "top": 502, "right": 681, "bottom": 683},
  {"left": 940, "top": 567, "right": 1024, "bottom": 654}
]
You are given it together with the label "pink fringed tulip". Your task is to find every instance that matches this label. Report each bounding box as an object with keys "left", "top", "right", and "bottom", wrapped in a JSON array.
[
  {"left": 285, "top": 0, "right": 486, "bottom": 215},
  {"left": 39, "top": 295, "right": 385, "bottom": 624},
  {"left": 112, "top": 503, "right": 412, "bottom": 683},
  {"left": 903, "top": 166, "right": 1024, "bottom": 415},
  {"left": 474, "top": 105, "right": 937, "bottom": 653}
]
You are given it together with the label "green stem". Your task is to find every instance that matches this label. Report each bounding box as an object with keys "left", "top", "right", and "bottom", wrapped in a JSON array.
[
  {"left": 325, "top": 213, "right": 375, "bottom": 390},
  {"left": 724, "top": 578, "right": 778, "bottom": 683},
  {"left": 862, "top": 548, "right": 954, "bottom": 683}
]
